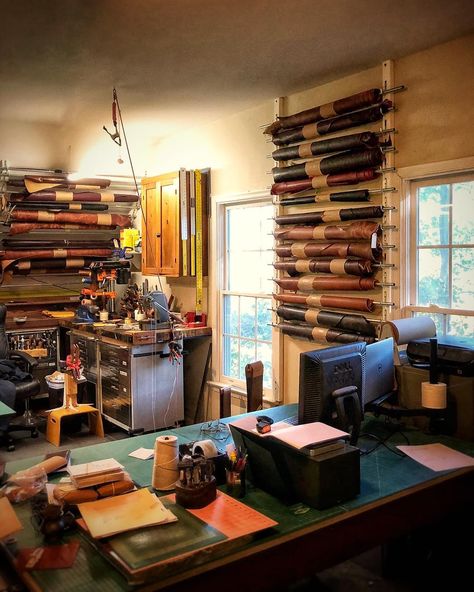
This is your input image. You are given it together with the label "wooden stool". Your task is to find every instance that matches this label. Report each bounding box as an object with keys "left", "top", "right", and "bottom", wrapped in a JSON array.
[{"left": 46, "top": 405, "right": 104, "bottom": 447}]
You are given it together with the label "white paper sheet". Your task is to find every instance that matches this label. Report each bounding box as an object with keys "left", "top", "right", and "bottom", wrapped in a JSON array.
[
  {"left": 128, "top": 447, "right": 155, "bottom": 460},
  {"left": 397, "top": 443, "right": 474, "bottom": 472}
]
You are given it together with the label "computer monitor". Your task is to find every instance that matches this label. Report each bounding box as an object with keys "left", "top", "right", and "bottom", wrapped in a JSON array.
[
  {"left": 298, "top": 342, "right": 366, "bottom": 444},
  {"left": 363, "top": 338, "right": 396, "bottom": 408}
]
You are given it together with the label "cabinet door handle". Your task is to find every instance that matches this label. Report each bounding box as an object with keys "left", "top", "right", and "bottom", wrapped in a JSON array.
[{"left": 156, "top": 233, "right": 161, "bottom": 237}]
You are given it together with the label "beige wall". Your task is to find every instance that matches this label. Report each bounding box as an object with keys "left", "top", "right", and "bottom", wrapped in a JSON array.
[{"left": 145, "top": 34, "right": 473, "bottom": 408}]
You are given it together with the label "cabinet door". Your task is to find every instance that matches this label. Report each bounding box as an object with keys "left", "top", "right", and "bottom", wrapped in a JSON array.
[
  {"left": 141, "top": 181, "right": 161, "bottom": 275},
  {"left": 159, "top": 175, "right": 180, "bottom": 276}
]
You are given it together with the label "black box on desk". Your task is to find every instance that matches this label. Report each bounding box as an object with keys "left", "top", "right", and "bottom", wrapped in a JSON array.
[{"left": 229, "top": 425, "right": 360, "bottom": 510}]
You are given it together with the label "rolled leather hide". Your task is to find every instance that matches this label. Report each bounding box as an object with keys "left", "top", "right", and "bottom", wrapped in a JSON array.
[
  {"left": 271, "top": 102, "right": 391, "bottom": 146},
  {"left": 273, "top": 258, "right": 374, "bottom": 277},
  {"left": 9, "top": 223, "right": 117, "bottom": 235},
  {"left": 274, "top": 276, "right": 378, "bottom": 291},
  {"left": 275, "top": 240, "right": 382, "bottom": 262},
  {"left": 273, "top": 292, "right": 377, "bottom": 313},
  {"left": 274, "top": 221, "right": 381, "bottom": 242},
  {"left": 2, "top": 239, "right": 112, "bottom": 249},
  {"left": 272, "top": 131, "right": 379, "bottom": 161},
  {"left": 9, "top": 201, "right": 109, "bottom": 211},
  {"left": 278, "top": 322, "right": 375, "bottom": 344},
  {"left": 272, "top": 149, "right": 383, "bottom": 182},
  {"left": 10, "top": 191, "right": 139, "bottom": 203},
  {"left": 25, "top": 176, "right": 111, "bottom": 193},
  {"left": 264, "top": 89, "right": 383, "bottom": 135},
  {"left": 275, "top": 205, "right": 383, "bottom": 226},
  {"left": 271, "top": 169, "right": 378, "bottom": 195},
  {"left": 10, "top": 210, "right": 131, "bottom": 227},
  {"left": 13, "top": 258, "right": 96, "bottom": 272},
  {"left": 276, "top": 305, "right": 376, "bottom": 337},
  {"left": 0, "top": 248, "right": 112, "bottom": 260},
  {"left": 279, "top": 189, "right": 371, "bottom": 206}
]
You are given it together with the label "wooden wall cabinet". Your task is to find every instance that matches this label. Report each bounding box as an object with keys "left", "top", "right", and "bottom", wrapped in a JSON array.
[{"left": 141, "top": 172, "right": 180, "bottom": 277}]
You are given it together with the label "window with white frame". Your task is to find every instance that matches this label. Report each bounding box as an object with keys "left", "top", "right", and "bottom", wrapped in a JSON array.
[
  {"left": 408, "top": 172, "right": 474, "bottom": 336},
  {"left": 221, "top": 201, "right": 274, "bottom": 391}
]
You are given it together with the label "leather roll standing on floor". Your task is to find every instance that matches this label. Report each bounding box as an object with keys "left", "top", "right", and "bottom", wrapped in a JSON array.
[
  {"left": 274, "top": 205, "right": 383, "bottom": 226},
  {"left": 272, "top": 149, "right": 383, "bottom": 182},
  {"left": 271, "top": 102, "right": 391, "bottom": 146},
  {"left": 273, "top": 293, "right": 377, "bottom": 312},
  {"left": 273, "top": 258, "right": 375, "bottom": 277},
  {"left": 274, "top": 220, "right": 381, "bottom": 241},
  {"left": 275, "top": 240, "right": 382, "bottom": 261},
  {"left": 274, "top": 276, "right": 378, "bottom": 291},
  {"left": 272, "top": 131, "right": 380, "bottom": 161},
  {"left": 271, "top": 169, "right": 379, "bottom": 194},
  {"left": 264, "top": 88, "right": 383, "bottom": 135},
  {"left": 277, "top": 322, "right": 375, "bottom": 344},
  {"left": 276, "top": 305, "right": 377, "bottom": 337}
]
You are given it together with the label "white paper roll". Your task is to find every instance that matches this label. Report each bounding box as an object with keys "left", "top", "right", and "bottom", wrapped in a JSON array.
[
  {"left": 192, "top": 439, "right": 218, "bottom": 458},
  {"left": 421, "top": 382, "right": 447, "bottom": 410},
  {"left": 380, "top": 317, "right": 436, "bottom": 345},
  {"left": 152, "top": 435, "right": 179, "bottom": 490}
]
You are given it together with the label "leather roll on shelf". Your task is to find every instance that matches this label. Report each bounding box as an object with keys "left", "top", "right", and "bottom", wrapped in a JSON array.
[
  {"left": 278, "top": 189, "right": 372, "bottom": 206},
  {"left": 12, "top": 258, "right": 97, "bottom": 272},
  {"left": 9, "top": 223, "right": 117, "bottom": 235},
  {"left": 272, "top": 292, "right": 377, "bottom": 313},
  {"left": 277, "top": 322, "right": 376, "bottom": 344},
  {"left": 275, "top": 240, "right": 382, "bottom": 262},
  {"left": 9, "top": 190, "right": 139, "bottom": 203},
  {"left": 276, "top": 305, "right": 377, "bottom": 337},
  {"left": 264, "top": 88, "right": 383, "bottom": 135},
  {"left": 274, "top": 220, "right": 381, "bottom": 241},
  {"left": 271, "top": 169, "right": 378, "bottom": 195},
  {"left": 273, "top": 258, "right": 374, "bottom": 277},
  {"left": 9, "top": 209, "right": 131, "bottom": 227},
  {"left": 274, "top": 276, "right": 378, "bottom": 291},
  {"left": 25, "top": 176, "right": 111, "bottom": 193},
  {"left": 271, "top": 102, "right": 391, "bottom": 146},
  {"left": 0, "top": 248, "right": 113, "bottom": 260},
  {"left": 272, "top": 149, "right": 383, "bottom": 182},
  {"left": 8, "top": 201, "right": 109, "bottom": 211},
  {"left": 272, "top": 131, "right": 379, "bottom": 161},
  {"left": 274, "top": 205, "right": 383, "bottom": 226}
]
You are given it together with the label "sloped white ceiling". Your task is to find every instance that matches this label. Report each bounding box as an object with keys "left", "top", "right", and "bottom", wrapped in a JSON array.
[{"left": 1, "top": 0, "right": 474, "bottom": 141}]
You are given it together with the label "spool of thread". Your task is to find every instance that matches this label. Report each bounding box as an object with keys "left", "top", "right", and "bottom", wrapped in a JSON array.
[
  {"left": 192, "top": 439, "right": 219, "bottom": 458},
  {"left": 99, "top": 310, "right": 109, "bottom": 321},
  {"left": 152, "top": 435, "right": 179, "bottom": 490},
  {"left": 421, "top": 381, "right": 447, "bottom": 409}
]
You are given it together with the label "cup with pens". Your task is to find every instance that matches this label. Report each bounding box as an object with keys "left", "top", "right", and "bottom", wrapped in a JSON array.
[{"left": 225, "top": 445, "right": 247, "bottom": 497}]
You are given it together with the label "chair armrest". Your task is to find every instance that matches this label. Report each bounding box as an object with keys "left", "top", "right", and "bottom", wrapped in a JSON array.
[{"left": 10, "top": 351, "right": 39, "bottom": 370}]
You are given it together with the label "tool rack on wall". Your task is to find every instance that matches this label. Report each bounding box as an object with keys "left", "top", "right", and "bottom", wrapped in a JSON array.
[{"left": 265, "top": 60, "right": 405, "bottom": 348}]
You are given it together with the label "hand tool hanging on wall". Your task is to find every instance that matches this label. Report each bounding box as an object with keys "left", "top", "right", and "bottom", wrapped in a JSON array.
[
  {"left": 273, "top": 258, "right": 375, "bottom": 277},
  {"left": 276, "top": 322, "right": 376, "bottom": 344},
  {"left": 273, "top": 292, "right": 378, "bottom": 313},
  {"left": 275, "top": 305, "right": 377, "bottom": 337},
  {"left": 272, "top": 149, "right": 383, "bottom": 183},
  {"left": 103, "top": 88, "right": 122, "bottom": 146},
  {"left": 274, "top": 205, "right": 383, "bottom": 226},
  {"left": 264, "top": 88, "right": 383, "bottom": 135},
  {"left": 274, "top": 220, "right": 381, "bottom": 241},
  {"left": 275, "top": 240, "right": 382, "bottom": 261},
  {"left": 271, "top": 169, "right": 379, "bottom": 194}
]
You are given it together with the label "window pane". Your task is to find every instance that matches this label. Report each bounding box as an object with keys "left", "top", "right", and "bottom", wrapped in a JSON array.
[
  {"left": 452, "top": 182, "right": 474, "bottom": 245},
  {"left": 417, "top": 248, "right": 449, "bottom": 307},
  {"left": 256, "top": 298, "right": 272, "bottom": 341},
  {"left": 223, "top": 295, "right": 239, "bottom": 335},
  {"left": 452, "top": 248, "right": 474, "bottom": 309},
  {"left": 239, "top": 339, "right": 256, "bottom": 380},
  {"left": 447, "top": 315, "right": 474, "bottom": 338},
  {"left": 418, "top": 184, "right": 450, "bottom": 246},
  {"left": 257, "top": 342, "right": 272, "bottom": 389},
  {"left": 223, "top": 336, "right": 239, "bottom": 379},
  {"left": 240, "top": 297, "right": 256, "bottom": 339}
]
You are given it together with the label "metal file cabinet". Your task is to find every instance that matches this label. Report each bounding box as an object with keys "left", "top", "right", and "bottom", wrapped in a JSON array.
[{"left": 70, "top": 330, "right": 184, "bottom": 433}]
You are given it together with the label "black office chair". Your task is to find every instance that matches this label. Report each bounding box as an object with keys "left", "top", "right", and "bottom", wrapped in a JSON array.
[{"left": 0, "top": 304, "right": 41, "bottom": 451}]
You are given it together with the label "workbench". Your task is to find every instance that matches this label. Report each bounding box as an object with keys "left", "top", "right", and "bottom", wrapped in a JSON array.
[{"left": 3, "top": 405, "right": 473, "bottom": 592}]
